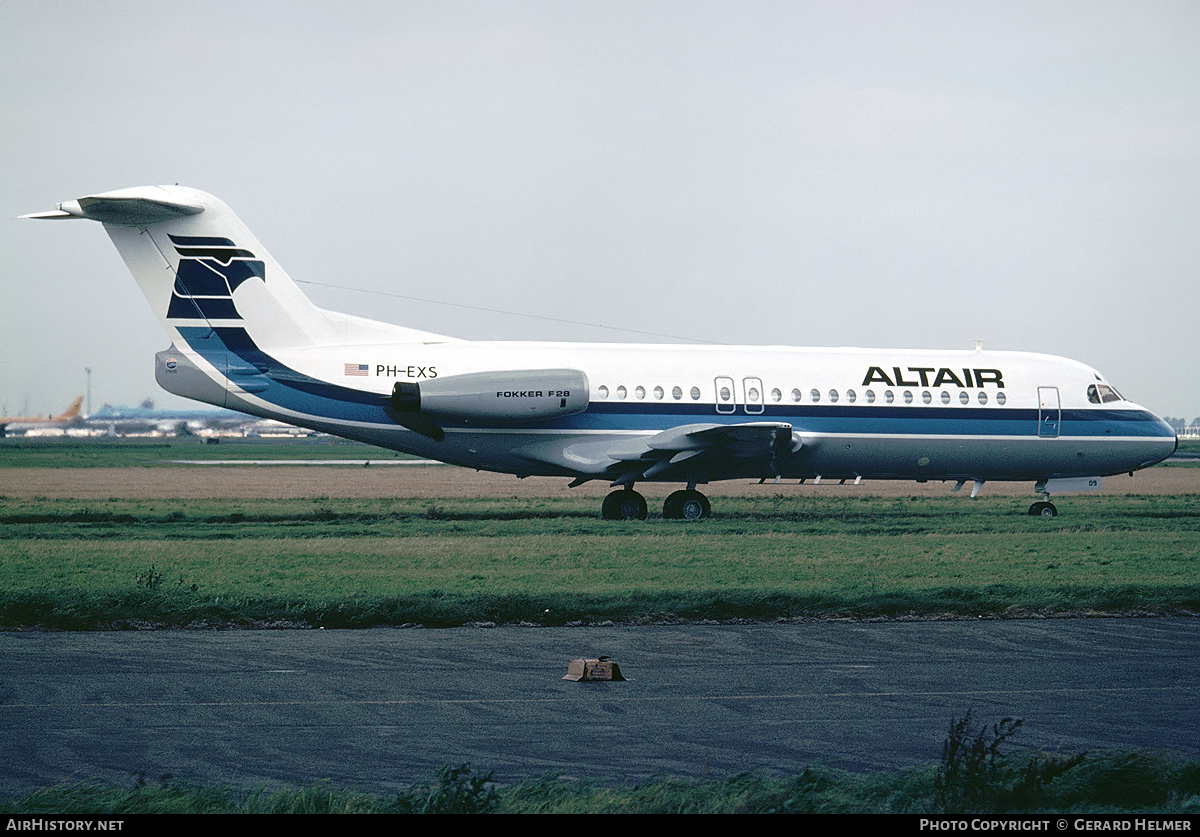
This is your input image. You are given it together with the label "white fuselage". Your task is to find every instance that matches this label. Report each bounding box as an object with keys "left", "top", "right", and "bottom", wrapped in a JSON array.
[{"left": 163, "top": 335, "right": 1175, "bottom": 484}]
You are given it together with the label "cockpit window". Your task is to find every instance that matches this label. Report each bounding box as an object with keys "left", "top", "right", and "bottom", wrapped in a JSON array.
[{"left": 1087, "top": 383, "right": 1123, "bottom": 404}]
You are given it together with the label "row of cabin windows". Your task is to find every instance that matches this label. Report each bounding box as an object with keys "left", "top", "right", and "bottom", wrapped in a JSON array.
[
  {"left": 594, "top": 384, "right": 1008, "bottom": 406},
  {"left": 596, "top": 385, "right": 703, "bottom": 401}
]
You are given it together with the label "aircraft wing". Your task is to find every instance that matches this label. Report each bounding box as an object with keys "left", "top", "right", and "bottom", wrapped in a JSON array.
[{"left": 516, "top": 421, "right": 801, "bottom": 485}]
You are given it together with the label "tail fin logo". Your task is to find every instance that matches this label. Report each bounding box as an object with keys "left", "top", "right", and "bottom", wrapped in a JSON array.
[{"left": 165, "top": 234, "right": 266, "bottom": 320}]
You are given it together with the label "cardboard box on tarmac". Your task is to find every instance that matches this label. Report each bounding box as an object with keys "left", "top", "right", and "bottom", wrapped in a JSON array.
[{"left": 563, "top": 657, "right": 627, "bottom": 681}]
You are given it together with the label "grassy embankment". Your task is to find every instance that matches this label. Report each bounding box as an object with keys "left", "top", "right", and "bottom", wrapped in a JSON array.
[
  {"left": 1, "top": 437, "right": 1197, "bottom": 628},
  {"left": 5, "top": 745, "right": 1200, "bottom": 814}
]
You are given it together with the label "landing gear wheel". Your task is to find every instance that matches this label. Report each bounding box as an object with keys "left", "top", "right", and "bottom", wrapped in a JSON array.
[
  {"left": 663, "top": 489, "right": 710, "bottom": 520},
  {"left": 602, "top": 489, "right": 648, "bottom": 520},
  {"left": 662, "top": 491, "right": 682, "bottom": 519},
  {"left": 1028, "top": 501, "right": 1058, "bottom": 518}
]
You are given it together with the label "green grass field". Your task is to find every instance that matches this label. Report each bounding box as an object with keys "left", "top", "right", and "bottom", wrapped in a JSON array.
[
  {"left": 2, "top": 436, "right": 1197, "bottom": 628},
  {"left": 2, "top": 491, "right": 1198, "bottom": 628}
]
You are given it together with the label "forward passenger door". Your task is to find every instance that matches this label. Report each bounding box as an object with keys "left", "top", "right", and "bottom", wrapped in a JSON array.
[{"left": 1038, "top": 387, "right": 1060, "bottom": 438}]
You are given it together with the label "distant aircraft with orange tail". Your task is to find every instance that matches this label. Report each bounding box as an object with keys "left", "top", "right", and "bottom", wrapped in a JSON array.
[{"left": 0, "top": 396, "right": 85, "bottom": 438}]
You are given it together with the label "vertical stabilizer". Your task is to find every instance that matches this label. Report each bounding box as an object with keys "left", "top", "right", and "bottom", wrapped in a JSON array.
[
  {"left": 71, "top": 186, "right": 336, "bottom": 349},
  {"left": 25, "top": 185, "right": 450, "bottom": 410}
]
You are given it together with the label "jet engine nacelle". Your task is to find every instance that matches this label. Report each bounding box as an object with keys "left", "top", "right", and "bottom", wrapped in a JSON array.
[{"left": 390, "top": 369, "right": 589, "bottom": 423}]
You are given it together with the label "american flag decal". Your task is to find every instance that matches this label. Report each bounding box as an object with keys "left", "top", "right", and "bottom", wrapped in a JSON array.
[{"left": 344, "top": 363, "right": 369, "bottom": 377}]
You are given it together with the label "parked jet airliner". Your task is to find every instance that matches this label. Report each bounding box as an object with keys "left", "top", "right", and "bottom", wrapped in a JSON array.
[
  {"left": 0, "top": 395, "right": 84, "bottom": 438},
  {"left": 25, "top": 186, "right": 1177, "bottom": 518}
]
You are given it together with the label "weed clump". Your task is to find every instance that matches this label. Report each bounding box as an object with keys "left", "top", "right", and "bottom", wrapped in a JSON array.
[
  {"left": 933, "top": 710, "right": 1085, "bottom": 813},
  {"left": 385, "top": 764, "right": 499, "bottom": 814},
  {"left": 133, "top": 565, "right": 162, "bottom": 590}
]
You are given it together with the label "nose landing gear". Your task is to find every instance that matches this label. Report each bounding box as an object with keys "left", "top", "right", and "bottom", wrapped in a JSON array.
[{"left": 1028, "top": 500, "right": 1058, "bottom": 517}]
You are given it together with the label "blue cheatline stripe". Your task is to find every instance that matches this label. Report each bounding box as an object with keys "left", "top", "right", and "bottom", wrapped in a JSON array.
[
  {"left": 578, "top": 402, "right": 1169, "bottom": 437},
  {"left": 178, "top": 327, "right": 392, "bottom": 422},
  {"left": 175, "top": 327, "right": 1173, "bottom": 439}
]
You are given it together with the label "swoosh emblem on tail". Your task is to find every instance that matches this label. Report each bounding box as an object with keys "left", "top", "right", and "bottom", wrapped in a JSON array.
[{"left": 165, "top": 234, "right": 266, "bottom": 320}]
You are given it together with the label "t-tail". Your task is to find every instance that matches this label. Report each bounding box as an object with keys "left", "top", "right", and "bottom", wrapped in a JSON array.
[{"left": 23, "top": 186, "right": 449, "bottom": 414}]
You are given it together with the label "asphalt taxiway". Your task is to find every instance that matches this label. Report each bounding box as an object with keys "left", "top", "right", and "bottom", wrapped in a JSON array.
[{"left": 1, "top": 618, "right": 1197, "bottom": 796}]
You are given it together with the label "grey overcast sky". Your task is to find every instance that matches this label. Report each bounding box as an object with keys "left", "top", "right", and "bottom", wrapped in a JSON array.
[{"left": 2, "top": 1, "right": 1198, "bottom": 418}]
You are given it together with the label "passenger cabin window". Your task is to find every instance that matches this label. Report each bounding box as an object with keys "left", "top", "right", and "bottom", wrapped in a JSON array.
[
  {"left": 598, "top": 385, "right": 609, "bottom": 400},
  {"left": 690, "top": 386, "right": 701, "bottom": 401},
  {"left": 672, "top": 386, "right": 683, "bottom": 400}
]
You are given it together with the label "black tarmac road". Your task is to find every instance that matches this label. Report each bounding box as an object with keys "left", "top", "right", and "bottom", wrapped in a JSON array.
[{"left": 1, "top": 618, "right": 1197, "bottom": 796}]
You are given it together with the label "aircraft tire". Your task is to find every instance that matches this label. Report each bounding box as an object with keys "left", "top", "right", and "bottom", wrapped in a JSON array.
[
  {"left": 1028, "top": 501, "right": 1058, "bottom": 518},
  {"left": 662, "top": 492, "right": 682, "bottom": 519},
  {"left": 664, "top": 489, "right": 710, "bottom": 520},
  {"left": 603, "top": 489, "right": 648, "bottom": 521}
]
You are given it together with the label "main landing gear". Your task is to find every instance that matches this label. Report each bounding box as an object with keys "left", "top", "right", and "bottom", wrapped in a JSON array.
[
  {"left": 600, "top": 487, "right": 712, "bottom": 520},
  {"left": 663, "top": 489, "right": 711, "bottom": 520},
  {"left": 601, "top": 489, "right": 648, "bottom": 520}
]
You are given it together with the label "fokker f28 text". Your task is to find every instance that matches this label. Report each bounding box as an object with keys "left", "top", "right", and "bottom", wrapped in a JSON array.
[{"left": 26, "top": 186, "right": 1177, "bottom": 519}]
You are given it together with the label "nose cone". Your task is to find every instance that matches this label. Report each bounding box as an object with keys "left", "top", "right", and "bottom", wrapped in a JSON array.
[{"left": 1134, "top": 409, "right": 1178, "bottom": 470}]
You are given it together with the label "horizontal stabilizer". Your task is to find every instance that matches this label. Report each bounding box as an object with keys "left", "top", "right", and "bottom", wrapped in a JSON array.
[
  {"left": 22, "top": 187, "right": 205, "bottom": 226},
  {"left": 21, "top": 209, "right": 78, "bottom": 220}
]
